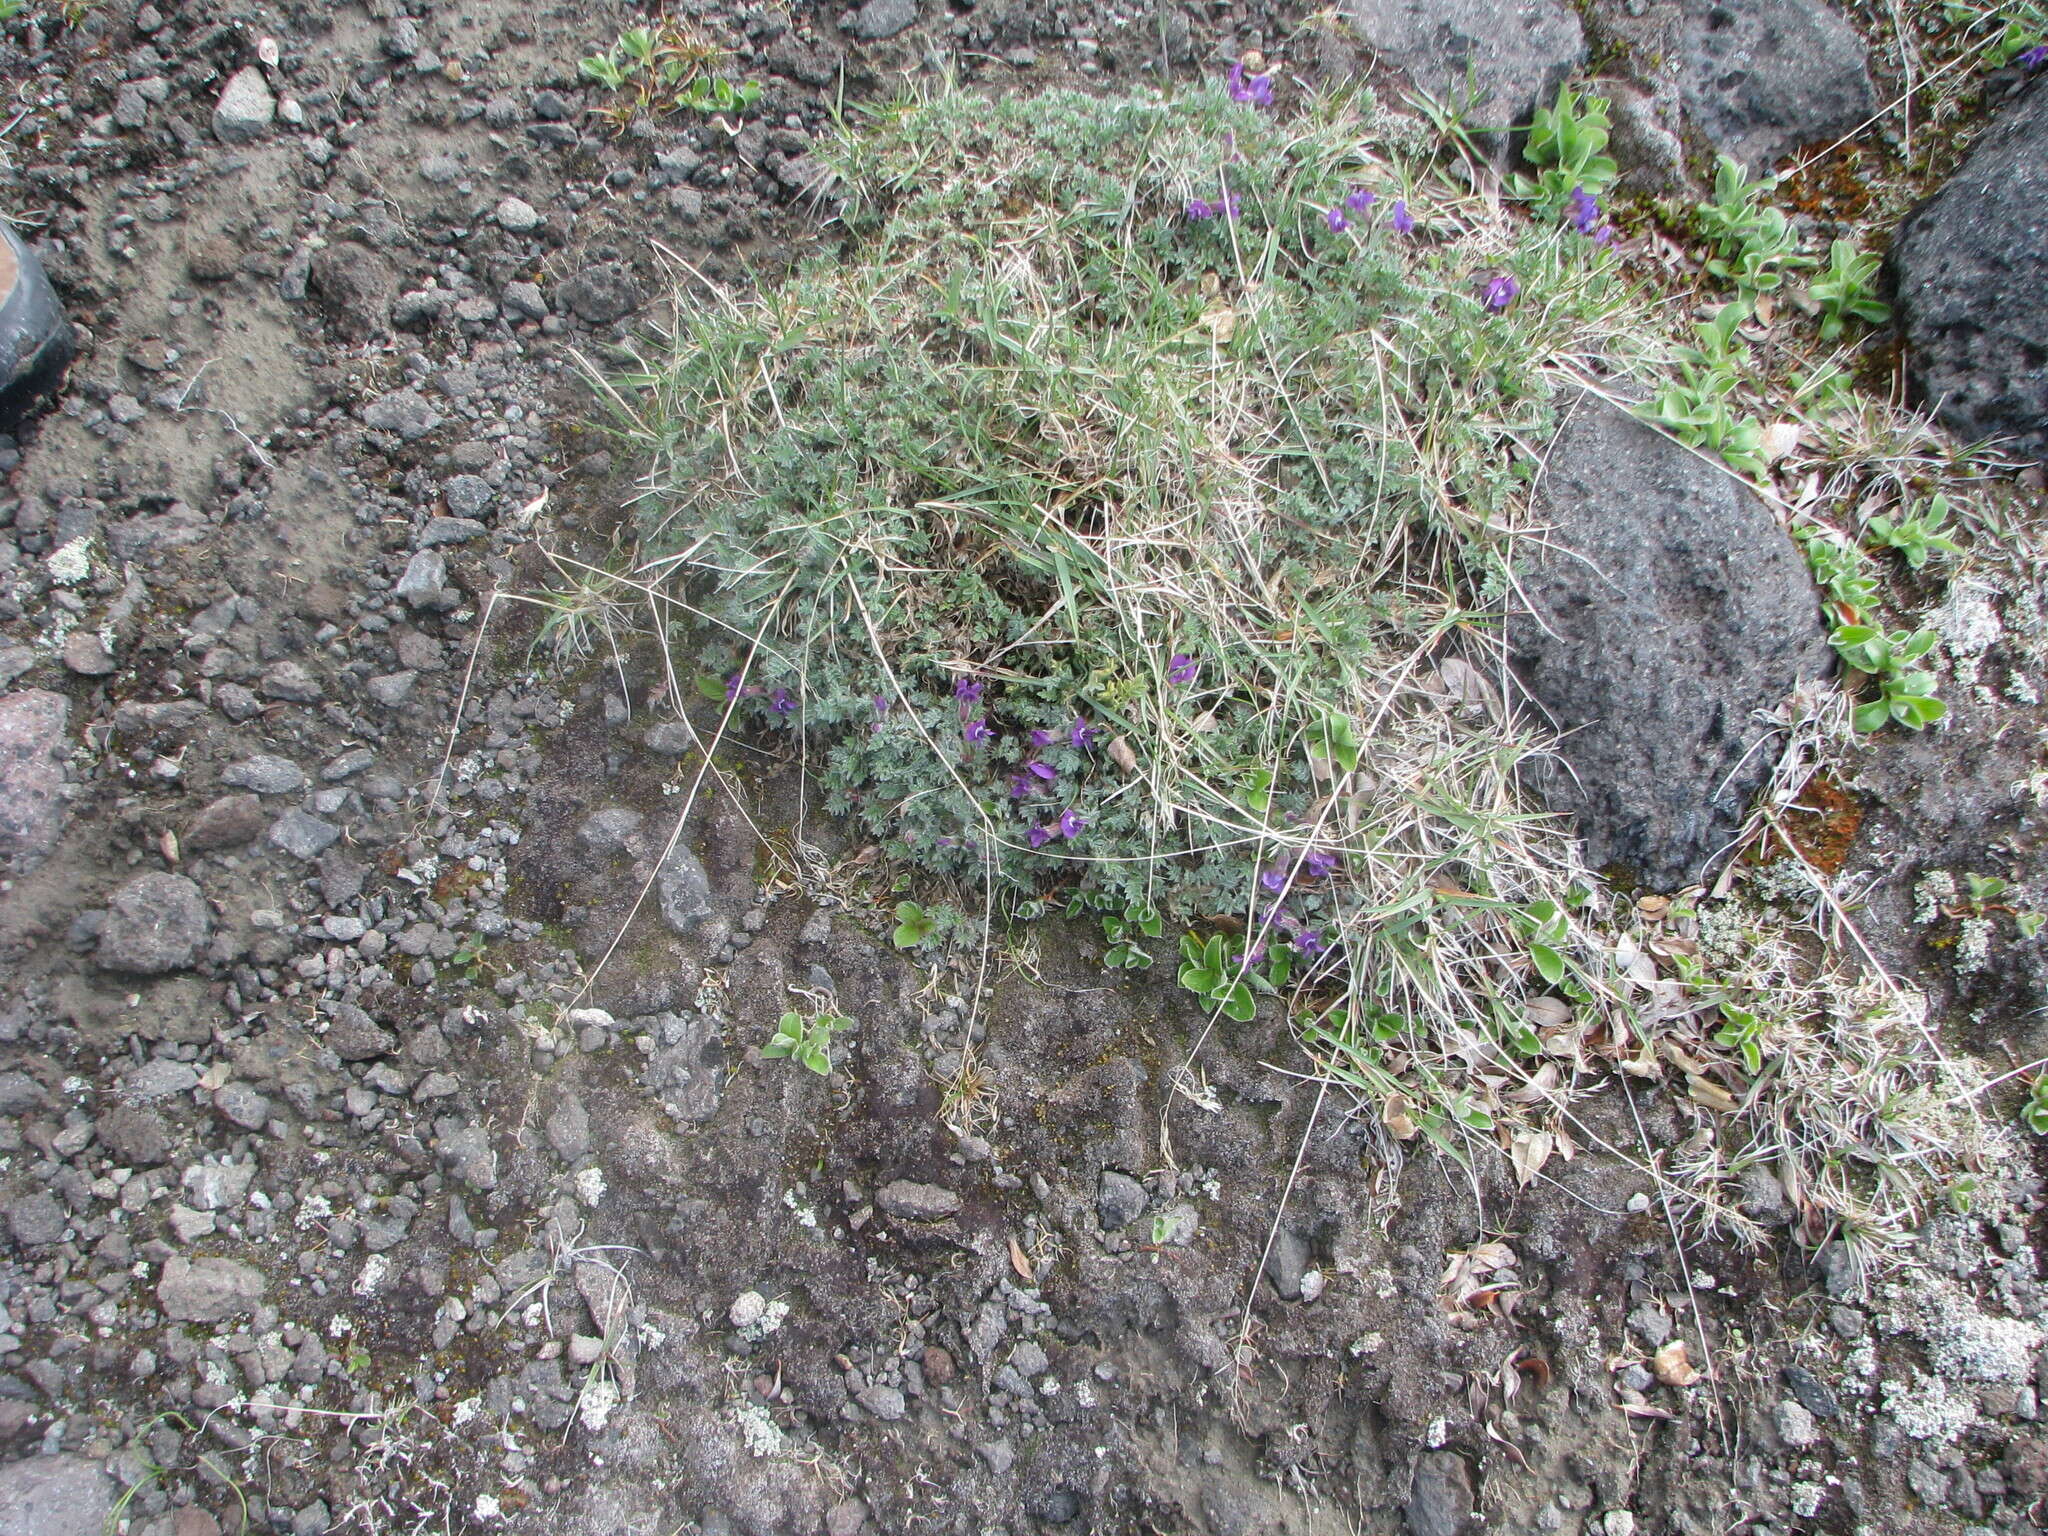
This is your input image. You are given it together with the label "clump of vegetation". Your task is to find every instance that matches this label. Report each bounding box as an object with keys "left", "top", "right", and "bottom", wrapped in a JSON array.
[
  {"left": 596, "top": 80, "right": 1997, "bottom": 1250},
  {"left": 579, "top": 20, "right": 763, "bottom": 133},
  {"left": 1639, "top": 301, "right": 1769, "bottom": 477},
  {"left": 1511, "top": 84, "right": 1618, "bottom": 217},
  {"left": 1696, "top": 156, "right": 1812, "bottom": 295},
  {"left": 762, "top": 1008, "right": 853, "bottom": 1076}
]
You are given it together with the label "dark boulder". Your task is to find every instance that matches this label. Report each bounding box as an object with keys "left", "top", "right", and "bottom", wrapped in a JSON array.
[
  {"left": 1892, "top": 81, "right": 2048, "bottom": 462},
  {"left": 1509, "top": 396, "right": 1834, "bottom": 890}
]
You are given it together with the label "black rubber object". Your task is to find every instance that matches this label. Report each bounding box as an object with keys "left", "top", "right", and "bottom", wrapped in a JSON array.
[{"left": 0, "top": 221, "right": 76, "bottom": 433}]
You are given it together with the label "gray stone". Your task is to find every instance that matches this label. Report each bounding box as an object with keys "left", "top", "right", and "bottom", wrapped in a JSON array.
[
  {"left": 876, "top": 1179, "right": 961, "bottom": 1221},
  {"left": 0, "top": 691, "right": 69, "bottom": 877},
  {"left": 360, "top": 387, "right": 441, "bottom": 441},
  {"left": 502, "top": 282, "right": 548, "bottom": 320},
  {"left": 0, "top": 1074, "right": 43, "bottom": 1116},
  {"left": 418, "top": 516, "right": 486, "bottom": 547},
  {"left": 495, "top": 196, "right": 542, "bottom": 233},
  {"left": 259, "top": 661, "right": 323, "bottom": 702},
  {"left": 308, "top": 241, "right": 397, "bottom": 343},
  {"left": 855, "top": 1383, "right": 907, "bottom": 1420},
  {"left": 578, "top": 807, "right": 644, "bottom": 854},
  {"left": 186, "top": 792, "right": 267, "bottom": 851},
  {"left": 656, "top": 843, "right": 714, "bottom": 934},
  {"left": 444, "top": 475, "right": 493, "bottom": 518},
  {"left": 113, "top": 82, "right": 151, "bottom": 129},
  {"left": 98, "top": 872, "right": 210, "bottom": 974},
  {"left": 96, "top": 1105, "right": 171, "bottom": 1165},
  {"left": 1893, "top": 81, "right": 2048, "bottom": 463},
  {"left": 546, "top": 1093, "right": 590, "bottom": 1163},
  {"left": 60, "top": 631, "right": 114, "bottom": 675},
  {"left": 849, "top": 0, "right": 918, "bottom": 39},
  {"left": 182, "top": 1158, "right": 255, "bottom": 1210},
  {"left": 367, "top": 672, "right": 418, "bottom": 707},
  {"left": 212, "top": 66, "right": 275, "bottom": 144},
  {"left": 1096, "top": 1171, "right": 1148, "bottom": 1230},
  {"left": 1677, "top": 0, "right": 1874, "bottom": 170},
  {"left": 645, "top": 721, "right": 695, "bottom": 754},
  {"left": 395, "top": 548, "right": 449, "bottom": 608},
  {"left": 1264, "top": 1226, "right": 1309, "bottom": 1301},
  {"left": 325, "top": 1003, "right": 395, "bottom": 1061},
  {"left": 0, "top": 1453, "right": 114, "bottom": 1536},
  {"left": 1346, "top": 0, "right": 1584, "bottom": 132},
  {"left": 438, "top": 1123, "right": 497, "bottom": 1190},
  {"left": 1406, "top": 1452, "right": 1475, "bottom": 1536},
  {"left": 222, "top": 754, "right": 306, "bottom": 795},
  {"left": 554, "top": 264, "right": 643, "bottom": 325},
  {"left": 214, "top": 1082, "right": 272, "bottom": 1131},
  {"left": 124, "top": 1060, "right": 199, "bottom": 1102},
  {"left": 1507, "top": 396, "right": 1832, "bottom": 890},
  {"left": 7, "top": 1192, "right": 66, "bottom": 1248},
  {"left": 157, "top": 1255, "right": 265, "bottom": 1321},
  {"left": 268, "top": 809, "right": 340, "bottom": 861}
]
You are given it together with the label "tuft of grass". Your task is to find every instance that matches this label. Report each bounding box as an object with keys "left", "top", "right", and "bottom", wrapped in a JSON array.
[{"left": 591, "top": 79, "right": 2003, "bottom": 1270}]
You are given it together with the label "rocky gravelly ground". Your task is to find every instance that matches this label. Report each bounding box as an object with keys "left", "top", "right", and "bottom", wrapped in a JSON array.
[{"left": 2, "top": 1, "right": 2048, "bottom": 1534}]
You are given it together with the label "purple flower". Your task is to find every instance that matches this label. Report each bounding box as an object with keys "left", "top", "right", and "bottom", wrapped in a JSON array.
[
  {"left": 1185, "top": 198, "right": 1215, "bottom": 221},
  {"left": 1303, "top": 848, "right": 1341, "bottom": 878},
  {"left": 1260, "top": 866, "right": 1289, "bottom": 895},
  {"left": 1167, "top": 652, "right": 1198, "bottom": 686},
  {"left": 724, "top": 672, "right": 745, "bottom": 702},
  {"left": 1293, "top": 929, "right": 1325, "bottom": 957},
  {"left": 873, "top": 694, "right": 891, "bottom": 715},
  {"left": 1069, "top": 718, "right": 1099, "bottom": 751},
  {"left": 1030, "top": 729, "right": 1054, "bottom": 749},
  {"left": 1226, "top": 62, "right": 1274, "bottom": 107},
  {"left": 1246, "top": 942, "right": 1267, "bottom": 965},
  {"left": 1388, "top": 200, "right": 1415, "bottom": 235},
  {"left": 770, "top": 688, "right": 794, "bottom": 714},
  {"left": 1009, "top": 773, "right": 1031, "bottom": 800},
  {"left": 1344, "top": 186, "right": 1377, "bottom": 214},
  {"left": 1026, "top": 760, "right": 1057, "bottom": 781},
  {"left": 1482, "top": 274, "right": 1519, "bottom": 313},
  {"left": 1325, "top": 205, "right": 1351, "bottom": 234},
  {"left": 1567, "top": 186, "right": 1600, "bottom": 235},
  {"left": 1592, "top": 223, "right": 1616, "bottom": 247},
  {"left": 2022, "top": 42, "right": 2048, "bottom": 68},
  {"left": 964, "top": 718, "right": 993, "bottom": 744},
  {"left": 1027, "top": 825, "right": 1054, "bottom": 849},
  {"left": 955, "top": 675, "right": 984, "bottom": 703},
  {"left": 1058, "top": 808, "right": 1087, "bottom": 839}
]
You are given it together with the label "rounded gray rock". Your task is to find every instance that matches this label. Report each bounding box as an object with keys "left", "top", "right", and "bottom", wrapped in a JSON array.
[
  {"left": 1676, "top": 0, "right": 1874, "bottom": 169},
  {"left": 97, "top": 872, "right": 210, "bottom": 974},
  {"left": 212, "top": 66, "right": 276, "bottom": 144},
  {"left": 157, "top": 1255, "right": 265, "bottom": 1321},
  {"left": 1508, "top": 395, "right": 1833, "bottom": 890}
]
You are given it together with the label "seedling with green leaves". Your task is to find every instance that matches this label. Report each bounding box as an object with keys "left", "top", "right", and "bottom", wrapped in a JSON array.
[
  {"left": 891, "top": 901, "right": 937, "bottom": 949},
  {"left": 1695, "top": 157, "right": 1810, "bottom": 294},
  {"left": 1639, "top": 303, "right": 1768, "bottom": 476},
  {"left": 1830, "top": 624, "right": 1946, "bottom": 731},
  {"left": 2023, "top": 1073, "right": 2048, "bottom": 1135},
  {"left": 1512, "top": 84, "right": 1618, "bottom": 217},
  {"left": 580, "top": 20, "right": 763, "bottom": 133},
  {"left": 762, "top": 1009, "right": 852, "bottom": 1075},
  {"left": 1810, "top": 238, "right": 1891, "bottom": 340},
  {"left": 1864, "top": 494, "right": 1963, "bottom": 570}
]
